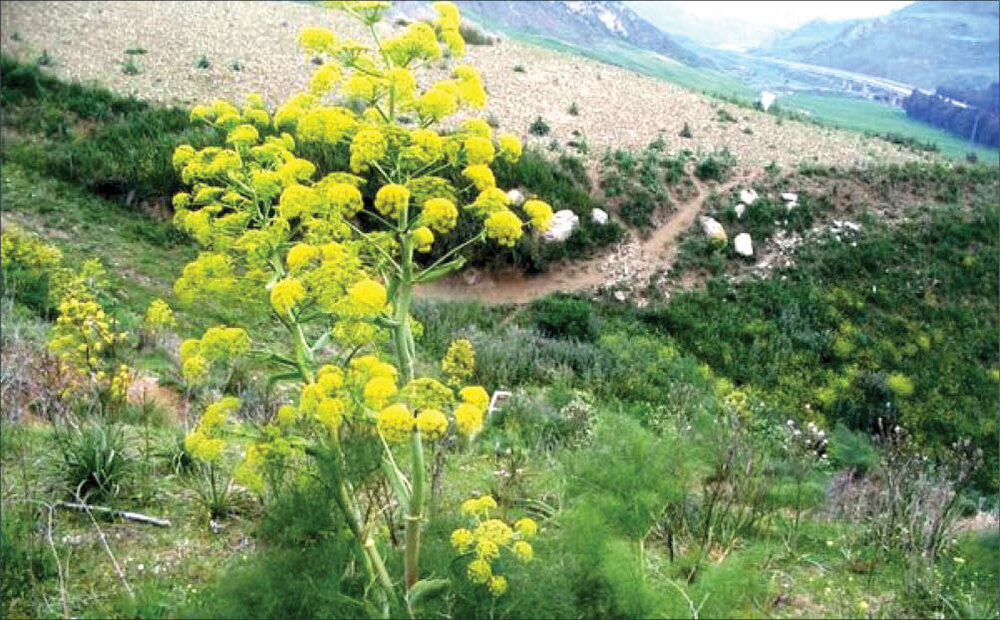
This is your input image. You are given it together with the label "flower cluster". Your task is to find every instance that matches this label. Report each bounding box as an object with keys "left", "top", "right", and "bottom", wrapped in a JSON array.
[
  {"left": 186, "top": 397, "right": 240, "bottom": 463},
  {"left": 442, "top": 338, "right": 475, "bottom": 386},
  {"left": 451, "top": 495, "right": 538, "bottom": 597},
  {"left": 0, "top": 225, "right": 68, "bottom": 298},
  {"left": 47, "top": 288, "right": 131, "bottom": 402},
  {"left": 179, "top": 326, "right": 251, "bottom": 386},
  {"left": 144, "top": 298, "right": 176, "bottom": 332}
]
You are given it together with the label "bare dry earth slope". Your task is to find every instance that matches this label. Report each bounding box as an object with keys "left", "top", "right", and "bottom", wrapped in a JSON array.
[
  {"left": 0, "top": 1, "right": 932, "bottom": 303},
  {"left": 1, "top": 0, "right": 928, "bottom": 175}
]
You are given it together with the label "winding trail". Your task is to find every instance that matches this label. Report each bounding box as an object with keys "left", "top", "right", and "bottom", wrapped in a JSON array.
[{"left": 417, "top": 172, "right": 756, "bottom": 304}]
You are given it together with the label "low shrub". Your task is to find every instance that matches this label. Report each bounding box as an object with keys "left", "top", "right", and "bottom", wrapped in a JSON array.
[
  {"left": 55, "top": 420, "right": 132, "bottom": 502},
  {"left": 528, "top": 294, "right": 598, "bottom": 342},
  {"left": 529, "top": 116, "right": 551, "bottom": 136}
]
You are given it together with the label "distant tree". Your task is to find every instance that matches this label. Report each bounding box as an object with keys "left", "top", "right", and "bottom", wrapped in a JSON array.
[{"left": 903, "top": 82, "right": 999, "bottom": 148}]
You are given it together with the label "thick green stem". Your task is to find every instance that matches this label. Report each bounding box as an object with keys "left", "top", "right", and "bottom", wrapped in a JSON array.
[
  {"left": 393, "top": 234, "right": 425, "bottom": 590},
  {"left": 330, "top": 443, "right": 397, "bottom": 617}
]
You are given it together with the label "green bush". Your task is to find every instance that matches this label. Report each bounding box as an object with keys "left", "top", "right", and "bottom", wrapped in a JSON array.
[
  {"left": 1, "top": 54, "right": 223, "bottom": 202},
  {"left": 529, "top": 294, "right": 598, "bottom": 342},
  {"left": 694, "top": 149, "right": 735, "bottom": 181},
  {"left": 185, "top": 536, "right": 370, "bottom": 619},
  {"left": 529, "top": 116, "right": 551, "bottom": 136}
]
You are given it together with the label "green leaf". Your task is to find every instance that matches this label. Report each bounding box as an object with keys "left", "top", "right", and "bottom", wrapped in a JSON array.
[
  {"left": 414, "top": 257, "right": 466, "bottom": 284},
  {"left": 406, "top": 578, "right": 451, "bottom": 608},
  {"left": 266, "top": 370, "right": 302, "bottom": 392}
]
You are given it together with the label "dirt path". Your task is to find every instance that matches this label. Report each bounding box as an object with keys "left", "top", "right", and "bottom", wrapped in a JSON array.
[{"left": 417, "top": 172, "right": 754, "bottom": 304}]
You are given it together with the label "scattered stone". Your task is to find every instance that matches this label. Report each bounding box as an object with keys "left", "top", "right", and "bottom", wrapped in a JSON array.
[
  {"left": 734, "top": 233, "right": 753, "bottom": 256},
  {"left": 542, "top": 209, "right": 579, "bottom": 242},
  {"left": 700, "top": 216, "right": 727, "bottom": 241},
  {"left": 781, "top": 192, "right": 798, "bottom": 202},
  {"left": 758, "top": 90, "right": 776, "bottom": 112},
  {"left": 591, "top": 207, "right": 609, "bottom": 225},
  {"left": 734, "top": 203, "right": 746, "bottom": 219},
  {"left": 613, "top": 290, "right": 627, "bottom": 302},
  {"left": 740, "top": 188, "right": 758, "bottom": 206},
  {"left": 506, "top": 188, "right": 525, "bottom": 207}
]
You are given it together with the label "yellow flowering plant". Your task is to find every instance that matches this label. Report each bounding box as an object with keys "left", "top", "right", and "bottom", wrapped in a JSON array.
[
  {"left": 45, "top": 259, "right": 133, "bottom": 413},
  {"left": 450, "top": 495, "right": 538, "bottom": 597},
  {"left": 170, "top": 2, "right": 551, "bottom": 615},
  {"left": 0, "top": 224, "right": 69, "bottom": 316}
]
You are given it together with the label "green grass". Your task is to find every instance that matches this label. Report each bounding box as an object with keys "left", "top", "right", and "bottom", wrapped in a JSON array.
[
  {"left": 784, "top": 93, "right": 999, "bottom": 162},
  {"left": 0, "top": 162, "right": 198, "bottom": 326}
]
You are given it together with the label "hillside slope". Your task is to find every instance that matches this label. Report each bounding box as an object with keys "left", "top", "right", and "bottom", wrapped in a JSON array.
[
  {"left": 0, "top": 0, "right": 923, "bottom": 173},
  {"left": 755, "top": 1, "right": 1000, "bottom": 90}
]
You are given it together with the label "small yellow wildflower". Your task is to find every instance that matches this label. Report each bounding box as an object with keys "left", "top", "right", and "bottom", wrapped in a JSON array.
[
  {"left": 376, "top": 403, "right": 413, "bottom": 443},
  {"left": 422, "top": 197, "right": 458, "bottom": 233},
  {"left": 442, "top": 339, "right": 476, "bottom": 386},
  {"left": 286, "top": 243, "right": 320, "bottom": 271},
  {"left": 454, "top": 402, "right": 485, "bottom": 436},
  {"left": 497, "top": 133, "right": 522, "bottom": 162},
  {"left": 412, "top": 226, "right": 435, "bottom": 253},
  {"left": 484, "top": 210, "right": 523, "bottom": 247},
  {"left": 487, "top": 575, "right": 507, "bottom": 597},
  {"left": 462, "top": 164, "right": 495, "bottom": 191},
  {"left": 316, "top": 397, "right": 345, "bottom": 432},
  {"left": 144, "top": 298, "right": 176, "bottom": 331},
  {"left": 415, "top": 409, "right": 448, "bottom": 440},
  {"left": 475, "top": 539, "right": 500, "bottom": 561},
  {"left": 270, "top": 277, "right": 306, "bottom": 315},
  {"left": 348, "top": 279, "right": 387, "bottom": 316},
  {"left": 523, "top": 200, "right": 554, "bottom": 233},
  {"left": 450, "top": 528, "right": 475, "bottom": 553},
  {"left": 467, "top": 559, "right": 492, "bottom": 584},
  {"left": 374, "top": 184, "right": 411, "bottom": 219},
  {"left": 463, "top": 136, "right": 495, "bottom": 165},
  {"left": 364, "top": 376, "right": 397, "bottom": 408},
  {"left": 514, "top": 517, "right": 538, "bottom": 539},
  {"left": 512, "top": 540, "right": 533, "bottom": 563},
  {"left": 226, "top": 124, "right": 259, "bottom": 146}
]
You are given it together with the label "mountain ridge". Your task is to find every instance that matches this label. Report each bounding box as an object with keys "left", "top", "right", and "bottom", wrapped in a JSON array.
[{"left": 752, "top": 1, "right": 999, "bottom": 90}]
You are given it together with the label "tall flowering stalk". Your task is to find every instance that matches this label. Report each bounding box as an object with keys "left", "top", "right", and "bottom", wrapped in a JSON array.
[{"left": 169, "top": 1, "right": 551, "bottom": 614}]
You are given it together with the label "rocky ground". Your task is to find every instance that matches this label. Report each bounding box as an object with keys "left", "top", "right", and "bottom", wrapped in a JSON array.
[{"left": 1, "top": 0, "right": 931, "bottom": 175}]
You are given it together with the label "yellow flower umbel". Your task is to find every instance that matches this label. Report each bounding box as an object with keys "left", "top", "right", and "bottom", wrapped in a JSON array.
[
  {"left": 376, "top": 403, "right": 414, "bottom": 443},
  {"left": 452, "top": 495, "right": 538, "bottom": 597},
  {"left": 421, "top": 198, "right": 458, "bottom": 233},
  {"left": 270, "top": 277, "right": 306, "bottom": 315},
  {"left": 484, "top": 210, "right": 524, "bottom": 247}
]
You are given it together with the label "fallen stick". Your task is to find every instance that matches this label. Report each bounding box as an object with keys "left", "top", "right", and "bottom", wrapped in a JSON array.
[{"left": 55, "top": 502, "right": 171, "bottom": 527}]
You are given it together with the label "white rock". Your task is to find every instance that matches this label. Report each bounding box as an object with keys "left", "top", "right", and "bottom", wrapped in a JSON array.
[
  {"left": 700, "top": 216, "right": 726, "bottom": 241},
  {"left": 542, "top": 209, "right": 580, "bottom": 243},
  {"left": 734, "top": 233, "right": 753, "bottom": 256},
  {"left": 591, "top": 208, "right": 609, "bottom": 225},
  {"left": 734, "top": 203, "right": 746, "bottom": 219},
  {"left": 786, "top": 201, "right": 798, "bottom": 211},
  {"left": 781, "top": 192, "right": 798, "bottom": 202},
  {"left": 613, "top": 290, "right": 627, "bottom": 302},
  {"left": 506, "top": 189, "right": 525, "bottom": 207},
  {"left": 739, "top": 188, "right": 758, "bottom": 206},
  {"left": 759, "top": 91, "right": 776, "bottom": 112}
]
